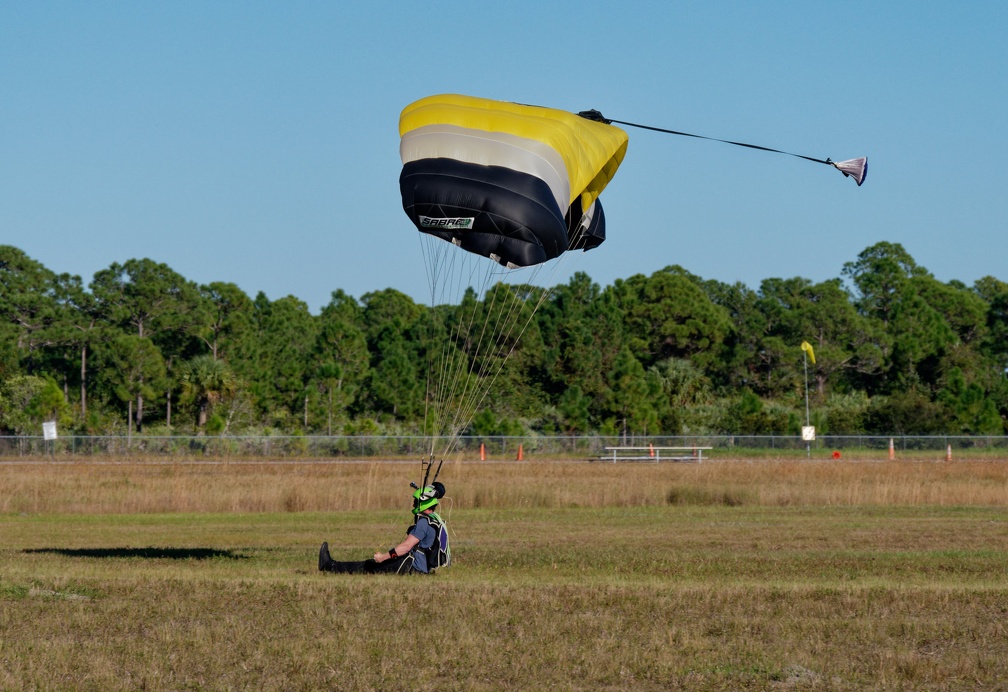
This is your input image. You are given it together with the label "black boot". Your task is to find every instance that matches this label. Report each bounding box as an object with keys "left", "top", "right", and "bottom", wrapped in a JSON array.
[{"left": 319, "top": 542, "right": 334, "bottom": 571}]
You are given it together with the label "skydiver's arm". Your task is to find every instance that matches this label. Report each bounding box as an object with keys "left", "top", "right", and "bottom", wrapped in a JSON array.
[{"left": 374, "top": 533, "right": 420, "bottom": 563}]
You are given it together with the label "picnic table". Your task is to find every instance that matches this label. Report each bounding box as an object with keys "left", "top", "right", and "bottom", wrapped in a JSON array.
[{"left": 594, "top": 446, "right": 712, "bottom": 463}]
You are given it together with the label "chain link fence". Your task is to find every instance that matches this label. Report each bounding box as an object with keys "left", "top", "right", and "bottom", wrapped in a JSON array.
[{"left": 3, "top": 434, "right": 1007, "bottom": 460}]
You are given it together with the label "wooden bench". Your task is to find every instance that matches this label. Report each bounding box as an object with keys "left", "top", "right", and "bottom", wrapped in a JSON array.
[{"left": 594, "top": 446, "right": 712, "bottom": 463}]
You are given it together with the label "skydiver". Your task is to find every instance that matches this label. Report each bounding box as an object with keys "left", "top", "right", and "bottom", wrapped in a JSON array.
[{"left": 318, "top": 482, "right": 449, "bottom": 575}]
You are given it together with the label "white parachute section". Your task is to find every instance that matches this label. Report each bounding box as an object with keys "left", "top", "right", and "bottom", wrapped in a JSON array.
[{"left": 830, "top": 157, "right": 868, "bottom": 186}]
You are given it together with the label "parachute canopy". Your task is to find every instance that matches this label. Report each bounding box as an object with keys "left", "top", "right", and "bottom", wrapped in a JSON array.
[{"left": 399, "top": 94, "right": 629, "bottom": 268}]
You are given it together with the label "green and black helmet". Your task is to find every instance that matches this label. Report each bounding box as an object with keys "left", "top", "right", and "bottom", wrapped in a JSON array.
[{"left": 412, "top": 481, "right": 445, "bottom": 515}]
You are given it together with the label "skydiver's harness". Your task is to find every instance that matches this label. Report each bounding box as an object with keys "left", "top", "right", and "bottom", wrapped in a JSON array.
[
  {"left": 420, "top": 511, "right": 450, "bottom": 571},
  {"left": 394, "top": 456, "right": 451, "bottom": 575},
  {"left": 397, "top": 511, "right": 451, "bottom": 575}
]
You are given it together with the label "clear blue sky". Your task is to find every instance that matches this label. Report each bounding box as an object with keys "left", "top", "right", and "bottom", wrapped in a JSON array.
[{"left": 3, "top": 3, "right": 1006, "bottom": 312}]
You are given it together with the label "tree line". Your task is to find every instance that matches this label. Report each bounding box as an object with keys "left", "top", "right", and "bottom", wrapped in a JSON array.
[{"left": 1, "top": 242, "right": 1006, "bottom": 438}]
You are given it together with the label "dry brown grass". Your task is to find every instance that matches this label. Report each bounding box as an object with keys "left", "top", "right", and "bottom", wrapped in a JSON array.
[
  {"left": 2, "top": 458, "right": 1008, "bottom": 689},
  {"left": 2, "top": 457, "right": 1006, "bottom": 514}
]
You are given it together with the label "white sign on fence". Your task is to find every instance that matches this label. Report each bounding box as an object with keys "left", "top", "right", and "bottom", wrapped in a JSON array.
[
  {"left": 42, "top": 421, "right": 58, "bottom": 441},
  {"left": 801, "top": 426, "right": 816, "bottom": 442}
]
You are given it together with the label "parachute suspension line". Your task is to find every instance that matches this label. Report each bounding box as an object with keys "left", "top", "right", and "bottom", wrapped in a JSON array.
[
  {"left": 443, "top": 268, "right": 526, "bottom": 453},
  {"left": 418, "top": 211, "right": 597, "bottom": 460},
  {"left": 435, "top": 251, "right": 498, "bottom": 454},
  {"left": 418, "top": 233, "right": 501, "bottom": 457},
  {"left": 419, "top": 232, "right": 454, "bottom": 459},
  {"left": 420, "top": 232, "right": 474, "bottom": 458},
  {"left": 474, "top": 247, "right": 577, "bottom": 391},
  {"left": 420, "top": 232, "right": 481, "bottom": 458},
  {"left": 418, "top": 233, "right": 436, "bottom": 459},
  {"left": 444, "top": 248, "right": 579, "bottom": 458},
  {"left": 429, "top": 242, "right": 468, "bottom": 451},
  {"left": 436, "top": 245, "right": 581, "bottom": 460},
  {"left": 437, "top": 254, "right": 528, "bottom": 458},
  {"left": 418, "top": 453, "right": 444, "bottom": 491},
  {"left": 419, "top": 248, "right": 553, "bottom": 461},
  {"left": 435, "top": 245, "right": 492, "bottom": 456}
]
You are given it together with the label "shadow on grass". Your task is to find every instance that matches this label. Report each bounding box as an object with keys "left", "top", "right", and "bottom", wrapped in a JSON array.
[{"left": 24, "top": 547, "right": 249, "bottom": 560}]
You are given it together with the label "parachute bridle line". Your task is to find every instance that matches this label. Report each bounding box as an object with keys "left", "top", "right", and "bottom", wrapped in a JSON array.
[
  {"left": 607, "top": 118, "right": 833, "bottom": 166},
  {"left": 578, "top": 110, "right": 866, "bottom": 186}
]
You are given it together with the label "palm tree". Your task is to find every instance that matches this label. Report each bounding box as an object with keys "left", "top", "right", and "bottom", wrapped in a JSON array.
[{"left": 179, "top": 355, "right": 236, "bottom": 430}]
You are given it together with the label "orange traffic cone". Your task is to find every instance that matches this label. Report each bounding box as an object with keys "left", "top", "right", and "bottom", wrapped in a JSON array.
[
  {"left": 649, "top": 443, "right": 654, "bottom": 458},
  {"left": 946, "top": 444, "right": 952, "bottom": 462},
  {"left": 516, "top": 444, "right": 524, "bottom": 461},
  {"left": 888, "top": 438, "right": 895, "bottom": 461},
  {"left": 480, "top": 443, "right": 486, "bottom": 461}
]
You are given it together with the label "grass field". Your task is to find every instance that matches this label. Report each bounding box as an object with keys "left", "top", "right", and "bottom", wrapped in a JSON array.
[{"left": 2, "top": 458, "right": 1007, "bottom": 689}]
